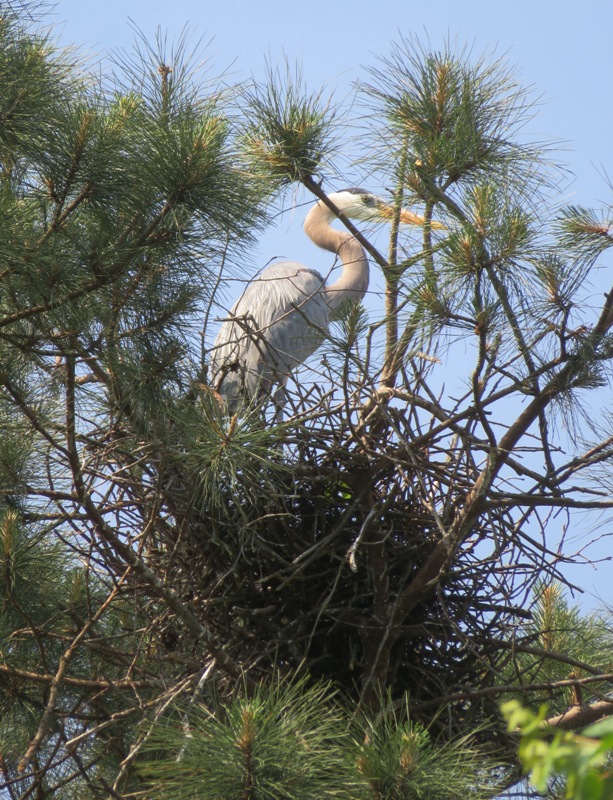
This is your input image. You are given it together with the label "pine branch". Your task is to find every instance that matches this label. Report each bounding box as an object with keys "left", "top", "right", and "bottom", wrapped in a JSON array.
[
  {"left": 545, "top": 700, "right": 613, "bottom": 730},
  {"left": 413, "top": 672, "right": 613, "bottom": 714},
  {"left": 18, "top": 578, "right": 125, "bottom": 772}
]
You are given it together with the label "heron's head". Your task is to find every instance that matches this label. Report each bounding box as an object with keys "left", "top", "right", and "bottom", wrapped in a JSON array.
[{"left": 327, "top": 187, "right": 444, "bottom": 229}]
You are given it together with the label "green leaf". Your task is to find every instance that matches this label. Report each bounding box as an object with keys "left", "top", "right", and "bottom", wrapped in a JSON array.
[{"left": 582, "top": 717, "right": 613, "bottom": 740}]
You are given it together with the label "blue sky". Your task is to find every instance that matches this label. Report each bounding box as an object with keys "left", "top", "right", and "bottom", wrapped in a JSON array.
[{"left": 47, "top": 0, "right": 613, "bottom": 607}]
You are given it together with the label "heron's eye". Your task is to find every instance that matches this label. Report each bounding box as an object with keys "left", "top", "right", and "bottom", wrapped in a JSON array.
[{"left": 361, "top": 194, "right": 375, "bottom": 207}]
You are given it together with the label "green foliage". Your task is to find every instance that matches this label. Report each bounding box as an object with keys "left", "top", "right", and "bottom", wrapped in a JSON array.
[
  {"left": 1, "top": 3, "right": 613, "bottom": 798},
  {"left": 529, "top": 584, "right": 611, "bottom": 669},
  {"left": 141, "top": 680, "right": 500, "bottom": 800},
  {"left": 557, "top": 206, "right": 613, "bottom": 265},
  {"left": 499, "top": 583, "right": 613, "bottom": 714},
  {"left": 0, "top": 7, "right": 273, "bottom": 793},
  {"left": 0, "top": 7, "right": 263, "bottom": 364},
  {"left": 142, "top": 677, "right": 359, "bottom": 800},
  {"left": 503, "top": 701, "right": 613, "bottom": 800},
  {"left": 242, "top": 61, "right": 336, "bottom": 186},
  {"left": 0, "top": 509, "right": 64, "bottom": 621},
  {"left": 0, "top": 8, "right": 73, "bottom": 166},
  {"left": 356, "top": 35, "right": 557, "bottom": 367},
  {"left": 359, "top": 35, "right": 541, "bottom": 194},
  {"left": 0, "top": 506, "right": 144, "bottom": 778},
  {"left": 354, "top": 702, "right": 500, "bottom": 800},
  {"left": 171, "top": 386, "right": 290, "bottom": 514}
]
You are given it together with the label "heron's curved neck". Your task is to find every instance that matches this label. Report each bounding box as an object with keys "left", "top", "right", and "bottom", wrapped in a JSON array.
[{"left": 304, "top": 201, "right": 369, "bottom": 316}]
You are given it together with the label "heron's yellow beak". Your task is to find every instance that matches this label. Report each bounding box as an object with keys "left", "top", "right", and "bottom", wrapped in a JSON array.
[
  {"left": 378, "top": 202, "right": 445, "bottom": 229},
  {"left": 399, "top": 208, "right": 445, "bottom": 229}
]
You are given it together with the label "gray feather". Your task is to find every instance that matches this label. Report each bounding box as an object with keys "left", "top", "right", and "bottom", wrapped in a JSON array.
[{"left": 210, "top": 262, "right": 330, "bottom": 410}]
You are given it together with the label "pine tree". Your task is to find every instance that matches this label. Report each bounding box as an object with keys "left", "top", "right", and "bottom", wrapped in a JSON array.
[{"left": 1, "top": 4, "right": 612, "bottom": 798}]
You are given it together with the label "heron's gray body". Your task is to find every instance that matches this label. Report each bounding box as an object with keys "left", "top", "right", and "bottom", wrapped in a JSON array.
[{"left": 211, "top": 261, "right": 330, "bottom": 409}]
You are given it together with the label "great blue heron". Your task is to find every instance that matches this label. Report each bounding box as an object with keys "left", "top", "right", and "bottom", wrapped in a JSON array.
[{"left": 210, "top": 188, "right": 438, "bottom": 413}]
